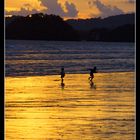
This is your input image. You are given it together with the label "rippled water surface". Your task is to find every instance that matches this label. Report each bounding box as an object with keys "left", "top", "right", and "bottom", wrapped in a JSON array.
[
  {"left": 6, "top": 40, "right": 134, "bottom": 76},
  {"left": 5, "top": 40, "right": 135, "bottom": 139},
  {"left": 5, "top": 72, "right": 135, "bottom": 140}
]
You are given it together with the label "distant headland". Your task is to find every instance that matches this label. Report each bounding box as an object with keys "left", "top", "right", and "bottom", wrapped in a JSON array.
[{"left": 6, "top": 13, "right": 135, "bottom": 42}]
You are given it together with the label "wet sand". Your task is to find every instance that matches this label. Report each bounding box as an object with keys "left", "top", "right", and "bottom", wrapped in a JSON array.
[{"left": 5, "top": 72, "right": 135, "bottom": 140}]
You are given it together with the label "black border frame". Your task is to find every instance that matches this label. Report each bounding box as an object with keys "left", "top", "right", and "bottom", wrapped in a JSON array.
[{"left": 0, "top": 0, "right": 4, "bottom": 139}]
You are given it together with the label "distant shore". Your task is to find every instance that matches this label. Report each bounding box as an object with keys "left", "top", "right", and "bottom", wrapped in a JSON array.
[{"left": 6, "top": 13, "right": 135, "bottom": 42}]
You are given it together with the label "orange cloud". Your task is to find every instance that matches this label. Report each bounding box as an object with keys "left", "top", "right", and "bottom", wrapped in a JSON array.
[
  {"left": 6, "top": 0, "right": 79, "bottom": 18},
  {"left": 5, "top": 0, "right": 135, "bottom": 19}
]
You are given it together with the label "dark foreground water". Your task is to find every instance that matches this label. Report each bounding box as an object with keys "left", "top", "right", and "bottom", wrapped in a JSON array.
[{"left": 6, "top": 40, "right": 135, "bottom": 76}]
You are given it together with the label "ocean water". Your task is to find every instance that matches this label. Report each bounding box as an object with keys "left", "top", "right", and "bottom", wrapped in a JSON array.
[
  {"left": 5, "top": 40, "right": 135, "bottom": 76},
  {"left": 5, "top": 40, "right": 135, "bottom": 140},
  {"left": 6, "top": 73, "right": 135, "bottom": 140}
]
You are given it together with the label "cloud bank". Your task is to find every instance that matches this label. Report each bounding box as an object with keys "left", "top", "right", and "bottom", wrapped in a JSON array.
[
  {"left": 88, "top": 0, "right": 124, "bottom": 18},
  {"left": 6, "top": 4, "right": 40, "bottom": 16},
  {"left": 6, "top": 8, "right": 39, "bottom": 16},
  {"left": 127, "top": 0, "right": 135, "bottom": 3},
  {"left": 39, "top": 0, "right": 78, "bottom": 18},
  {"left": 6, "top": 0, "right": 79, "bottom": 18}
]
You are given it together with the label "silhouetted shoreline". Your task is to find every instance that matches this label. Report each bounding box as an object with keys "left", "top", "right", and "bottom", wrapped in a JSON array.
[{"left": 6, "top": 13, "right": 135, "bottom": 42}]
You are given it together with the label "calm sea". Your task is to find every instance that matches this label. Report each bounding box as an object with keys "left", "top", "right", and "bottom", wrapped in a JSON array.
[
  {"left": 5, "top": 40, "right": 135, "bottom": 140},
  {"left": 6, "top": 40, "right": 135, "bottom": 76}
]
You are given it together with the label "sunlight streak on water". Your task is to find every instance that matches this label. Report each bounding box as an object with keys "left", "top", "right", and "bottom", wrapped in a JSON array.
[{"left": 5, "top": 72, "right": 135, "bottom": 140}]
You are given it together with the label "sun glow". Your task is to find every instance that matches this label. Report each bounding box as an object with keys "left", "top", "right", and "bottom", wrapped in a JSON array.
[{"left": 5, "top": 0, "right": 135, "bottom": 19}]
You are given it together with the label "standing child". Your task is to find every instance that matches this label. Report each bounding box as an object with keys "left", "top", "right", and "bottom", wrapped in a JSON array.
[
  {"left": 60, "top": 67, "right": 65, "bottom": 83},
  {"left": 89, "top": 66, "right": 97, "bottom": 81}
]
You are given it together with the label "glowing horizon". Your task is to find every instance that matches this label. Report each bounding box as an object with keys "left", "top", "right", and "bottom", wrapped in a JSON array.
[{"left": 5, "top": 0, "right": 135, "bottom": 19}]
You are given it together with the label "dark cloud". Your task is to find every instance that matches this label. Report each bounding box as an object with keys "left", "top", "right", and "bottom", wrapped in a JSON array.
[
  {"left": 65, "top": 1, "right": 79, "bottom": 17},
  {"left": 39, "top": 0, "right": 78, "bottom": 18},
  {"left": 39, "top": 0, "right": 65, "bottom": 16},
  {"left": 6, "top": 7, "right": 39, "bottom": 16},
  {"left": 127, "top": 0, "right": 135, "bottom": 3},
  {"left": 6, "top": 0, "right": 78, "bottom": 18},
  {"left": 88, "top": 0, "right": 124, "bottom": 18}
]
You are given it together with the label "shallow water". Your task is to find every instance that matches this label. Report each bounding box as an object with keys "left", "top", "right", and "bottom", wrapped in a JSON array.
[{"left": 5, "top": 72, "right": 135, "bottom": 140}]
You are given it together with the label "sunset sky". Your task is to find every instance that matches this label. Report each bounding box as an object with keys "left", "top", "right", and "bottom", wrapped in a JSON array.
[{"left": 5, "top": 0, "right": 135, "bottom": 19}]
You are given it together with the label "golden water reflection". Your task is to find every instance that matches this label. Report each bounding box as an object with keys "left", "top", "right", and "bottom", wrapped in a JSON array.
[{"left": 5, "top": 72, "right": 135, "bottom": 140}]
